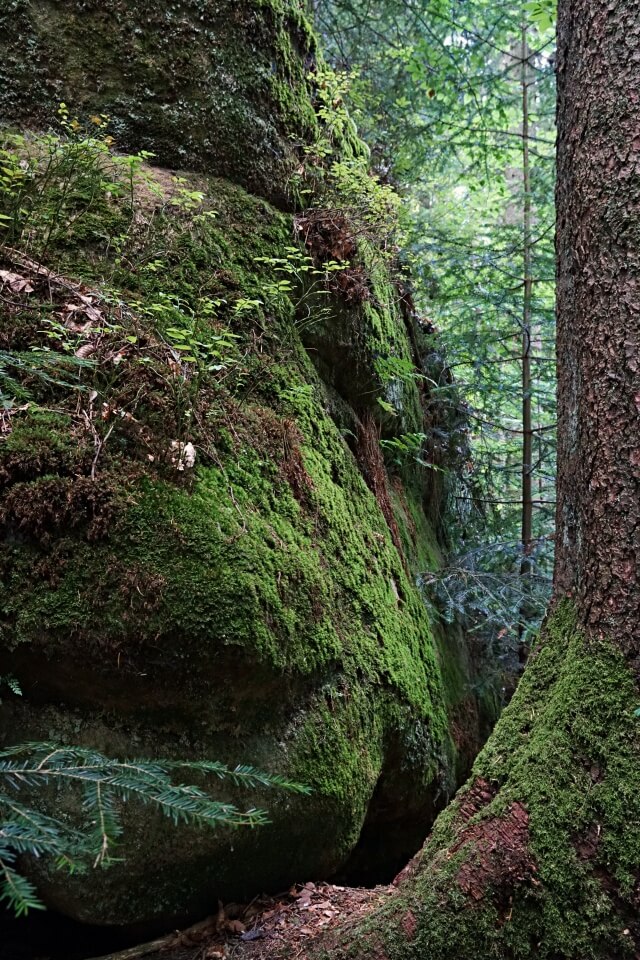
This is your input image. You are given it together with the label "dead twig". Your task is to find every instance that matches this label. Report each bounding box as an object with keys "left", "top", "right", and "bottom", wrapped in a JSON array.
[{"left": 84, "top": 916, "right": 218, "bottom": 960}]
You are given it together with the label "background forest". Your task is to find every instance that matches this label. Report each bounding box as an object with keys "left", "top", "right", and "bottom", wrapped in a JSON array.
[{"left": 317, "top": 0, "right": 557, "bottom": 651}]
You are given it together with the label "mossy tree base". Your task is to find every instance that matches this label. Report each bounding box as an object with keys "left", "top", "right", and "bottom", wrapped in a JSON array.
[{"left": 322, "top": 604, "right": 640, "bottom": 960}]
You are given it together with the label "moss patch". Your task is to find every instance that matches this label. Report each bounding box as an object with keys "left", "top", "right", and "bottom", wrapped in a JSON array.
[
  {"left": 0, "top": 0, "right": 318, "bottom": 206},
  {"left": 344, "top": 603, "right": 640, "bottom": 960},
  {"left": 0, "top": 148, "right": 477, "bottom": 923}
]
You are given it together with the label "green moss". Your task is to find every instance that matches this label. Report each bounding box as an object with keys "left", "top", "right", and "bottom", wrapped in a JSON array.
[
  {"left": 0, "top": 0, "right": 318, "bottom": 206},
  {"left": 0, "top": 409, "right": 90, "bottom": 482},
  {"left": 2, "top": 397, "right": 449, "bottom": 718},
  {"left": 293, "top": 687, "right": 386, "bottom": 859},
  {"left": 0, "top": 114, "right": 481, "bottom": 922},
  {"left": 299, "top": 236, "right": 423, "bottom": 437},
  {"left": 347, "top": 603, "right": 640, "bottom": 960}
]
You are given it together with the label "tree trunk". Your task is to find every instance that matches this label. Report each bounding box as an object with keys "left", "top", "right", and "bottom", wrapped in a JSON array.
[
  {"left": 520, "top": 22, "right": 534, "bottom": 587},
  {"left": 314, "top": 3, "right": 640, "bottom": 957},
  {"left": 555, "top": 0, "right": 640, "bottom": 677}
]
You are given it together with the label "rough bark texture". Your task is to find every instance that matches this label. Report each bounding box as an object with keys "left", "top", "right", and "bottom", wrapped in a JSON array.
[
  {"left": 317, "top": 604, "right": 639, "bottom": 960},
  {"left": 555, "top": 0, "right": 640, "bottom": 675}
]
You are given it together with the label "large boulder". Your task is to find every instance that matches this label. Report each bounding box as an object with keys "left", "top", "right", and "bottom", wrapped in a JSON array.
[{"left": 0, "top": 0, "right": 495, "bottom": 930}]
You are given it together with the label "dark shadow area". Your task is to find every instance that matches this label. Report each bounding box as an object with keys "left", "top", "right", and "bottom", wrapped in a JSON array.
[{"left": 0, "top": 908, "right": 156, "bottom": 960}]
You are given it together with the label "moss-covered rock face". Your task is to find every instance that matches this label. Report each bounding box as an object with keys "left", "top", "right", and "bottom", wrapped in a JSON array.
[
  {"left": 0, "top": 4, "right": 494, "bottom": 927},
  {"left": 0, "top": 166, "right": 470, "bottom": 925},
  {"left": 0, "top": 0, "right": 317, "bottom": 206}
]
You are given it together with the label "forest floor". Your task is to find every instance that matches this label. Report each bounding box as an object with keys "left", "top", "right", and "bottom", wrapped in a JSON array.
[{"left": 89, "top": 881, "right": 393, "bottom": 960}]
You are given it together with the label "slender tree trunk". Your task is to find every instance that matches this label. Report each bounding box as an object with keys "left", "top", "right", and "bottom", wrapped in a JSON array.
[
  {"left": 310, "top": 4, "right": 640, "bottom": 958},
  {"left": 519, "top": 22, "right": 535, "bottom": 643},
  {"left": 520, "top": 23, "right": 534, "bottom": 585}
]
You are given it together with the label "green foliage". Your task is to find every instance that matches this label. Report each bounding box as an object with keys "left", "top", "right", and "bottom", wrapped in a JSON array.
[
  {"left": 0, "top": 120, "right": 259, "bottom": 478},
  {"left": 525, "top": 0, "right": 556, "bottom": 30},
  {"left": 0, "top": 111, "right": 157, "bottom": 258},
  {"left": 421, "top": 540, "right": 551, "bottom": 645},
  {"left": 0, "top": 0, "right": 319, "bottom": 205},
  {"left": 296, "top": 64, "right": 401, "bottom": 249},
  {"left": 0, "top": 676, "right": 21, "bottom": 702},
  {"left": 0, "top": 101, "right": 471, "bottom": 922},
  {"left": 0, "top": 349, "right": 90, "bottom": 409},
  {"left": 317, "top": 0, "right": 557, "bottom": 652},
  {"left": 0, "top": 742, "right": 309, "bottom": 916},
  {"left": 380, "top": 431, "right": 430, "bottom": 466}
]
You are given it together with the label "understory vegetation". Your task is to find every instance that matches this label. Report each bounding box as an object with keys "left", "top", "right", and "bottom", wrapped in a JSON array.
[
  {"left": 0, "top": 742, "right": 309, "bottom": 916},
  {"left": 317, "top": 0, "right": 557, "bottom": 655}
]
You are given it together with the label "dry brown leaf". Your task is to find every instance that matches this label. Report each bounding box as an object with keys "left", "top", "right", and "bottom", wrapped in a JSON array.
[
  {"left": 75, "top": 343, "right": 96, "bottom": 359},
  {"left": 0, "top": 269, "right": 34, "bottom": 294}
]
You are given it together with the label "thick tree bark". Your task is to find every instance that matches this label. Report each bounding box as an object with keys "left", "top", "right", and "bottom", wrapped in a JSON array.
[
  {"left": 305, "top": 4, "right": 640, "bottom": 958},
  {"left": 555, "top": 0, "right": 640, "bottom": 675}
]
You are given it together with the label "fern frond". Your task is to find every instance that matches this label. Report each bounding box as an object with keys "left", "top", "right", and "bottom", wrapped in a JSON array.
[
  {"left": 82, "top": 780, "right": 123, "bottom": 867},
  {"left": 162, "top": 759, "right": 312, "bottom": 793},
  {"left": 0, "top": 349, "right": 92, "bottom": 404}
]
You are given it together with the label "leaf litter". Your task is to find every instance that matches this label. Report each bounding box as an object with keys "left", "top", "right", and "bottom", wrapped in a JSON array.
[{"left": 86, "top": 882, "right": 394, "bottom": 960}]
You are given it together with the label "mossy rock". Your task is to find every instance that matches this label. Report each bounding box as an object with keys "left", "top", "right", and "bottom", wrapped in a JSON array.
[
  {"left": 0, "top": 0, "right": 319, "bottom": 206},
  {"left": 0, "top": 132, "right": 494, "bottom": 927}
]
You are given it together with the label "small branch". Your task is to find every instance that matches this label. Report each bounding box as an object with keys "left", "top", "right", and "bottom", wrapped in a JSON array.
[{"left": 85, "top": 916, "right": 217, "bottom": 960}]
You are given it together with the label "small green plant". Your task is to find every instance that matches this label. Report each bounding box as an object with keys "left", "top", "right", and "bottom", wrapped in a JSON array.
[
  {"left": 374, "top": 355, "right": 434, "bottom": 422},
  {"left": 0, "top": 111, "right": 266, "bottom": 488},
  {"left": 295, "top": 66, "right": 402, "bottom": 248},
  {"left": 0, "top": 106, "right": 158, "bottom": 258},
  {"left": 152, "top": 298, "right": 239, "bottom": 373},
  {"left": 169, "top": 176, "right": 207, "bottom": 212},
  {"left": 380, "top": 431, "right": 434, "bottom": 467},
  {"left": 256, "top": 247, "right": 347, "bottom": 329},
  {"left": 376, "top": 397, "right": 398, "bottom": 416},
  {"left": 0, "top": 742, "right": 310, "bottom": 916},
  {"left": 0, "top": 348, "right": 91, "bottom": 409},
  {"left": 375, "top": 354, "right": 428, "bottom": 388},
  {"left": 0, "top": 676, "right": 21, "bottom": 702}
]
